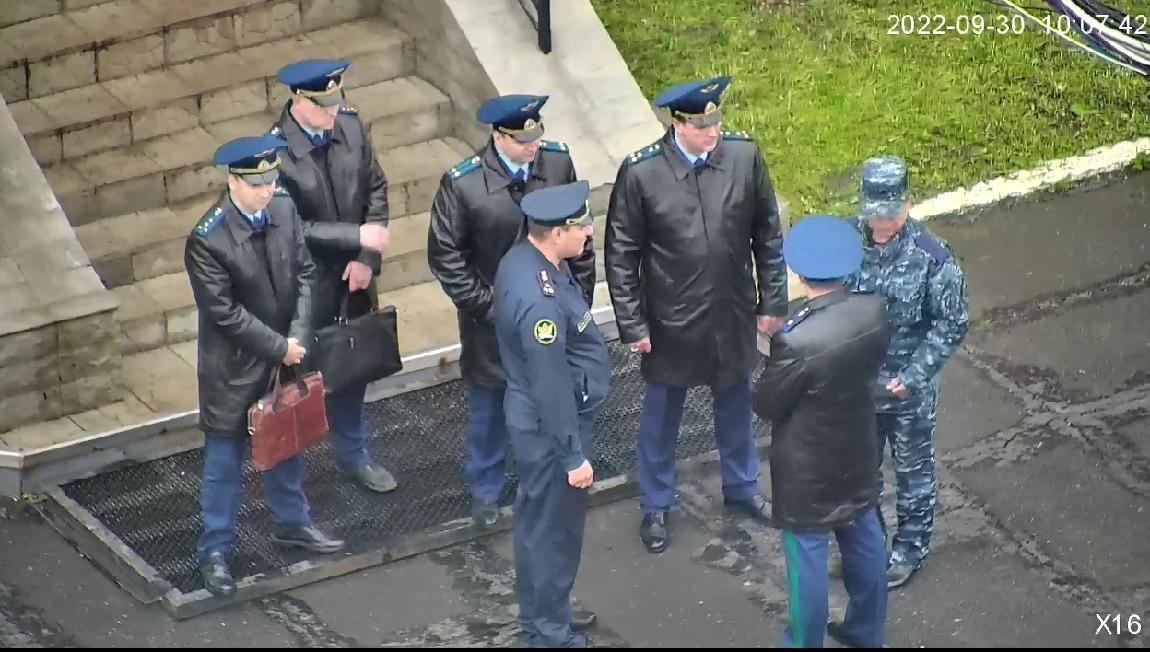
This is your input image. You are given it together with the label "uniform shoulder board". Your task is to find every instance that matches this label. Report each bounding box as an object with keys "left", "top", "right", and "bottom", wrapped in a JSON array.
[
  {"left": 537, "top": 269, "right": 556, "bottom": 297},
  {"left": 194, "top": 205, "right": 226, "bottom": 237},
  {"left": 338, "top": 105, "right": 358, "bottom": 115},
  {"left": 914, "top": 232, "right": 950, "bottom": 265},
  {"left": 539, "top": 140, "right": 569, "bottom": 153},
  {"left": 625, "top": 141, "right": 662, "bottom": 166},
  {"left": 446, "top": 155, "right": 482, "bottom": 180},
  {"left": 781, "top": 305, "right": 814, "bottom": 333},
  {"left": 267, "top": 124, "right": 283, "bottom": 138},
  {"left": 273, "top": 183, "right": 291, "bottom": 197},
  {"left": 721, "top": 130, "right": 754, "bottom": 141}
]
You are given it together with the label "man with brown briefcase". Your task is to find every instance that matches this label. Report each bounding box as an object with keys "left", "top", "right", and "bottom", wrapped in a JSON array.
[{"left": 185, "top": 135, "right": 350, "bottom": 597}]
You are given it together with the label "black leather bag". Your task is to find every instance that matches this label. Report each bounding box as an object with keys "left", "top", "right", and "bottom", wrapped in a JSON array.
[{"left": 312, "top": 293, "right": 403, "bottom": 394}]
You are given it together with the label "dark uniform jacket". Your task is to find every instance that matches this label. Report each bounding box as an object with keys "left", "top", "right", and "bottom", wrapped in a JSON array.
[
  {"left": 605, "top": 128, "right": 788, "bottom": 389},
  {"left": 847, "top": 218, "right": 969, "bottom": 414},
  {"left": 752, "top": 290, "right": 891, "bottom": 531},
  {"left": 185, "top": 191, "right": 316, "bottom": 438},
  {"left": 427, "top": 138, "right": 596, "bottom": 388},
  {"left": 493, "top": 241, "right": 610, "bottom": 495},
  {"left": 270, "top": 103, "right": 387, "bottom": 332}
]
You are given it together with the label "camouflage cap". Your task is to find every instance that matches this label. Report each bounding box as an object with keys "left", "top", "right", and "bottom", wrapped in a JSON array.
[{"left": 861, "top": 156, "right": 909, "bottom": 220}]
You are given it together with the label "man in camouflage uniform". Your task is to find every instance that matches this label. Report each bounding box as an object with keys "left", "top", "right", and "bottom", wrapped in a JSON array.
[{"left": 847, "top": 156, "right": 970, "bottom": 589}]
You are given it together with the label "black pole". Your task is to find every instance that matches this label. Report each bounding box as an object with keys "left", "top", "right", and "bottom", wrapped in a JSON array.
[{"left": 537, "top": 0, "right": 552, "bottom": 54}]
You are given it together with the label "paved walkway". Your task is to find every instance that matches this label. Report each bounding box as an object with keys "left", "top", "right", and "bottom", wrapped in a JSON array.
[{"left": 1, "top": 170, "right": 1148, "bottom": 647}]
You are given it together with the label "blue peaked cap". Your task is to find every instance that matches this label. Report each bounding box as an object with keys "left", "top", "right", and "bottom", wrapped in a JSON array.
[
  {"left": 476, "top": 94, "right": 549, "bottom": 143},
  {"left": 213, "top": 135, "right": 288, "bottom": 186},
  {"left": 653, "top": 76, "right": 730, "bottom": 127},
  {"left": 783, "top": 215, "right": 864, "bottom": 281},
  {"left": 276, "top": 59, "right": 349, "bottom": 107},
  {"left": 521, "top": 180, "right": 592, "bottom": 227}
]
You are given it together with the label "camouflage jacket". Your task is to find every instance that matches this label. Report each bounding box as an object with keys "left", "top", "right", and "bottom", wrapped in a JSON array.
[{"left": 846, "top": 217, "right": 969, "bottom": 413}]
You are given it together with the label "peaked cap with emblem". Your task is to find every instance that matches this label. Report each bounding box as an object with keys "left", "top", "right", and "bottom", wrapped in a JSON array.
[
  {"left": 653, "top": 76, "right": 730, "bottom": 128},
  {"left": 213, "top": 134, "right": 288, "bottom": 186},
  {"left": 476, "top": 94, "right": 549, "bottom": 143},
  {"left": 276, "top": 59, "right": 348, "bottom": 107},
  {"left": 521, "top": 180, "right": 592, "bottom": 228}
]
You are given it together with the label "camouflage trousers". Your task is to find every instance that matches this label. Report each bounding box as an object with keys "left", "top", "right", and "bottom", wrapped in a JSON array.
[{"left": 875, "top": 390, "right": 938, "bottom": 568}]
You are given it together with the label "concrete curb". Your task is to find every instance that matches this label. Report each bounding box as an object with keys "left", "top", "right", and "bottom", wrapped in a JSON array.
[{"left": 913, "top": 138, "right": 1150, "bottom": 221}]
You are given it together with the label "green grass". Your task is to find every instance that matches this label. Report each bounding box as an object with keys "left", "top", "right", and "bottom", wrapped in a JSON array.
[{"left": 590, "top": 0, "right": 1150, "bottom": 216}]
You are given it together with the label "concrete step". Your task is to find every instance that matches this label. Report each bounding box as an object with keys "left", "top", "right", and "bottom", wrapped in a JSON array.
[
  {"left": 109, "top": 267, "right": 462, "bottom": 358},
  {"left": 379, "top": 137, "right": 474, "bottom": 220},
  {"left": 75, "top": 196, "right": 216, "bottom": 288},
  {"left": 30, "top": 74, "right": 450, "bottom": 170},
  {"left": 0, "top": 0, "right": 381, "bottom": 77},
  {"left": 109, "top": 237, "right": 610, "bottom": 360},
  {"left": 52, "top": 122, "right": 465, "bottom": 229},
  {"left": 81, "top": 203, "right": 429, "bottom": 290},
  {"left": 7, "top": 17, "right": 410, "bottom": 138}
]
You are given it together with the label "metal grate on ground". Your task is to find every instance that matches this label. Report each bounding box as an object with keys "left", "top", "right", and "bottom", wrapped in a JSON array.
[{"left": 42, "top": 341, "right": 770, "bottom": 618}]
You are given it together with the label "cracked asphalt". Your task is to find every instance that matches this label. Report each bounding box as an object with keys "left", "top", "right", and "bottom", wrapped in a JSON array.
[{"left": 1, "top": 170, "right": 1149, "bottom": 647}]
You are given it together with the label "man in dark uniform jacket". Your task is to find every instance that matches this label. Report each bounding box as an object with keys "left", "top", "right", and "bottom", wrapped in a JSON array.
[
  {"left": 185, "top": 135, "right": 346, "bottom": 597},
  {"left": 270, "top": 59, "right": 396, "bottom": 493},
  {"left": 753, "top": 216, "right": 891, "bottom": 648},
  {"left": 493, "top": 181, "right": 609, "bottom": 648},
  {"left": 427, "top": 94, "right": 596, "bottom": 527},
  {"left": 605, "top": 76, "right": 788, "bottom": 553}
]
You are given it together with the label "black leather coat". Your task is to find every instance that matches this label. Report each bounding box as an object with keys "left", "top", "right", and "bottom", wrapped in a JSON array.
[
  {"left": 427, "top": 138, "right": 595, "bottom": 387},
  {"left": 184, "top": 192, "right": 315, "bottom": 437},
  {"left": 753, "top": 290, "right": 891, "bottom": 531},
  {"left": 271, "top": 103, "right": 388, "bottom": 330},
  {"left": 605, "top": 128, "right": 788, "bottom": 389}
]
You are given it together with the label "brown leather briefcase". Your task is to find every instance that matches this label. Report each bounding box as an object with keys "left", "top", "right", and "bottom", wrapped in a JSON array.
[{"left": 248, "top": 367, "right": 329, "bottom": 472}]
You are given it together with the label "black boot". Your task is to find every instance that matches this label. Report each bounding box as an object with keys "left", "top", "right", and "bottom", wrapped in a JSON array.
[{"left": 639, "top": 511, "right": 669, "bottom": 553}]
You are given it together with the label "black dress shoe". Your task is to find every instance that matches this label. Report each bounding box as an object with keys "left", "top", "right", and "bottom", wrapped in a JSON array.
[
  {"left": 723, "top": 494, "right": 772, "bottom": 524},
  {"left": 272, "top": 526, "right": 346, "bottom": 554},
  {"left": 200, "top": 551, "right": 236, "bottom": 597},
  {"left": 471, "top": 499, "right": 500, "bottom": 528},
  {"left": 639, "top": 511, "right": 669, "bottom": 553},
  {"left": 571, "top": 607, "right": 596, "bottom": 629}
]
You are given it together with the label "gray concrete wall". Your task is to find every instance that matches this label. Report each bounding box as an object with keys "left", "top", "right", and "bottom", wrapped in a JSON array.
[
  {"left": 0, "top": 95, "right": 122, "bottom": 434},
  {"left": 380, "top": 0, "right": 665, "bottom": 187}
]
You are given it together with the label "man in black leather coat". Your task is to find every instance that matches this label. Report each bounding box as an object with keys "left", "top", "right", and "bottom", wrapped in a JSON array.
[
  {"left": 427, "top": 94, "right": 595, "bottom": 527},
  {"left": 752, "top": 216, "right": 891, "bottom": 648},
  {"left": 185, "top": 135, "right": 347, "bottom": 597},
  {"left": 605, "top": 76, "right": 788, "bottom": 553},
  {"left": 270, "top": 59, "right": 396, "bottom": 493}
]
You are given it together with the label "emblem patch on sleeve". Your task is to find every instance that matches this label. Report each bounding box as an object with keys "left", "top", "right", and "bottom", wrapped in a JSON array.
[
  {"left": 533, "top": 319, "right": 557, "bottom": 344},
  {"left": 577, "top": 311, "right": 592, "bottom": 333}
]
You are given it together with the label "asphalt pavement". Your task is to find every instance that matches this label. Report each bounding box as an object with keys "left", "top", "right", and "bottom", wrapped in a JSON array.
[{"left": 1, "top": 170, "right": 1148, "bottom": 648}]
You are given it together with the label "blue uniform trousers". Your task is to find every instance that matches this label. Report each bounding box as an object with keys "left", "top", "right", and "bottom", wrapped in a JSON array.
[
  {"left": 466, "top": 385, "right": 510, "bottom": 503},
  {"left": 197, "top": 434, "right": 311, "bottom": 563},
  {"left": 513, "top": 412, "right": 595, "bottom": 648},
  {"left": 780, "top": 509, "right": 887, "bottom": 648},
  {"left": 638, "top": 378, "right": 759, "bottom": 513},
  {"left": 326, "top": 382, "right": 370, "bottom": 472},
  {"left": 876, "top": 389, "right": 938, "bottom": 567}
]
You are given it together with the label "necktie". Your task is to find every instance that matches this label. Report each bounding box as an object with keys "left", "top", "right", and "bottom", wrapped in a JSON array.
[
  {"left": 512, "top": 168, "right": 526, "bottom": 183},
  {"left": 248, "top": 211, "right": 267, "bottom": 232},
  {"left": 309, "top": 130, "right": 331, "bottom": 148},
  {"left": 693, "top": 157, "right": 706, "bottom": 170}
]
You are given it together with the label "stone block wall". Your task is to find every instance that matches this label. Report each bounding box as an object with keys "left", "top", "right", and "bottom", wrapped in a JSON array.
[
  {"left": 379, "top": 0, "right": 496, "bottom": 152},
  {"left": 0, "top": 95, "right": 121, "bottom": 434}
]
